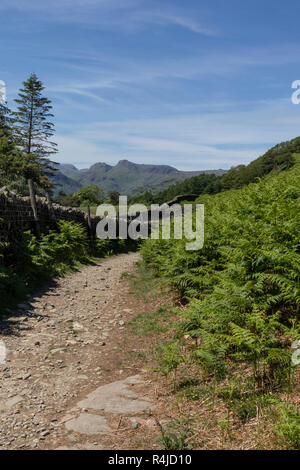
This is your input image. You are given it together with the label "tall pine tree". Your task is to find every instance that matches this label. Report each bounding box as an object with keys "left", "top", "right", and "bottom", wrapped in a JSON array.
[
  {"left": 13, "top": 74, "right": 57, "bottom": 195},
  {"left": 12, "top": 74, "right": 58, "bottom": 231}
]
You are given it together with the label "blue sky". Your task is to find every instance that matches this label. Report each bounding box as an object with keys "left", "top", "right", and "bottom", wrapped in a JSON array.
[{"left": 1, "top": 0, "right": 300, "bottom": 170}]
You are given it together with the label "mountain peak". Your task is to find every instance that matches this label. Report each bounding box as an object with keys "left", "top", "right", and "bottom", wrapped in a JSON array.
[
  {"left": 116, "top": 159, "right": 137, "bottom": 168},
  {"left": 89, "top": 162, "right": 112, "bottom": 171}
]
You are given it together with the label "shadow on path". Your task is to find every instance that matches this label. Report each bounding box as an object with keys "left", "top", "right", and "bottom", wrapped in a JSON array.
[{"left": 0, "top": 278, "right": 60, "bottom": 337}]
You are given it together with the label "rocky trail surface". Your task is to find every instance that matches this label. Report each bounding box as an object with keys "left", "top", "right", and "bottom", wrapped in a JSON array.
[{"left": 0, "top": 253, "right": 161, "bottom": 450}]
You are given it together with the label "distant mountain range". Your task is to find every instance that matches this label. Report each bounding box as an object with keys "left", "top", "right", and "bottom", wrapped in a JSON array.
[{"left": 50, "top": 160, "right": 226, "bottom": 195}]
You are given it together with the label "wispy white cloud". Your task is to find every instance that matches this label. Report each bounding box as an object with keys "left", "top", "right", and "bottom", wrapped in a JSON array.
[
  {"left": 130, "top": 9, "right": 216, "bottom": 35},
  {"left": 0, "top": 0, "right": 214, "bottom": 35},
  {"left": 45, "top": 43, "right": 300, "bottom": 106},
  {"left": 55, "top": 98, "right": 300, "bottom": 170}
]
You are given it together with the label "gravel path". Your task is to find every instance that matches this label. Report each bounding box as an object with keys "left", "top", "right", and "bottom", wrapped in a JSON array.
[{"left": 0, "top": 252, "right": 156, "bottom": 450}]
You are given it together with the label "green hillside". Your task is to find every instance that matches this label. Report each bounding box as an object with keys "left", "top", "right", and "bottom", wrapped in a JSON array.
[
  {"left": 220, "top": 137, "right": 299, "bottom": 190},
  {"left": 132, "top": 136, "right": 300, "bottom": 204}
]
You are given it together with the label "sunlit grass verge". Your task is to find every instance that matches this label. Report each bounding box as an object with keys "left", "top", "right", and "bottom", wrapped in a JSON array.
[{"left": 129, "top": 306, "right": 170, "bottom": 336}]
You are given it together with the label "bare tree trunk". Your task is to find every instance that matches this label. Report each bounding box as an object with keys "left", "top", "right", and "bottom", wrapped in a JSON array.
[
  {"left": 87, "top": 204, "right": 92, "bottom": 232},
  {"left": 45, "top": 190, "right": 57, "bottom": 224},
  {"left": 87, "top": 204, "right": 95, "bottom": 250},
  {"left": 28, "top": 178, "right": 40, "bottom": 236}
]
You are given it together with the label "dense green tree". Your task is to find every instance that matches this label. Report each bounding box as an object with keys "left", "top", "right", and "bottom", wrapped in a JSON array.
[
  {"left": 75, "top": 184, "right": 104, "bottom": 206},
  {"left": 0, "top": 102, "right": 13, "bottom": 136},
  {"left": 107, "top": 190, "right": 121, "bottom": 206},
  {"left": 52, "top": 190, "right": 67, "bottom": 204},
  {"left": 0, "top": 101, "right": 32, "bottom": 191},
  {"left": 0, "top": 133, "right": 22, "bottom": 182}
]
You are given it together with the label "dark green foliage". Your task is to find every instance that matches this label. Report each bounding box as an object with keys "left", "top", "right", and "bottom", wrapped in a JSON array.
[
  {"left": 130, "top": 173, "right": 219, "bottom": 205},
  {"left": 0, "top": 132, "right": 24, "bottom": 181},
  {"left": 0, "top": 221, "right": 89, "bottom": 314},
  {"left": 0, "top": 102, "right": 13, "bottom": 134},
  {"left": 0, "top": 101, "right": 28, "bottom": 191},
  {"left": 107, "top": 190, "right": 121, "bottom": 206},
  {"left": 52, "top": 190, "right": 67, "bottom": 204},
  {"left": 0, "top": 238, "right": 17, "bottom": 312},
  {"left": 26, "top": 220, "right": 89, "bottom": 276}
]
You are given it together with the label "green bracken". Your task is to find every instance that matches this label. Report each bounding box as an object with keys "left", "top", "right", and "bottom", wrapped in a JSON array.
[{"left": 141, "top": 163, "right": 300, "bottom": 447}]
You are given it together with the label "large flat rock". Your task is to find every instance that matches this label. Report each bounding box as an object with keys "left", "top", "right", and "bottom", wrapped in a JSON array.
[
  {"left": 65, "top": 413, "right": 110, "bottom": 435},
  {"left": 78, "top": 375, "right": 154, "bottom": 414},
  {"left": 5, "top": 395, "right": 23, "bottom": 409}
]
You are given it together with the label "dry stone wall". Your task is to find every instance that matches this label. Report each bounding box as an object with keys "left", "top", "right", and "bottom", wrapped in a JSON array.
[
  {"left": 0, "top": 187, "right": 199, "bottom": 243},
  {"left": 0, "top": 187, "right": 101, "bottom": 242}
]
